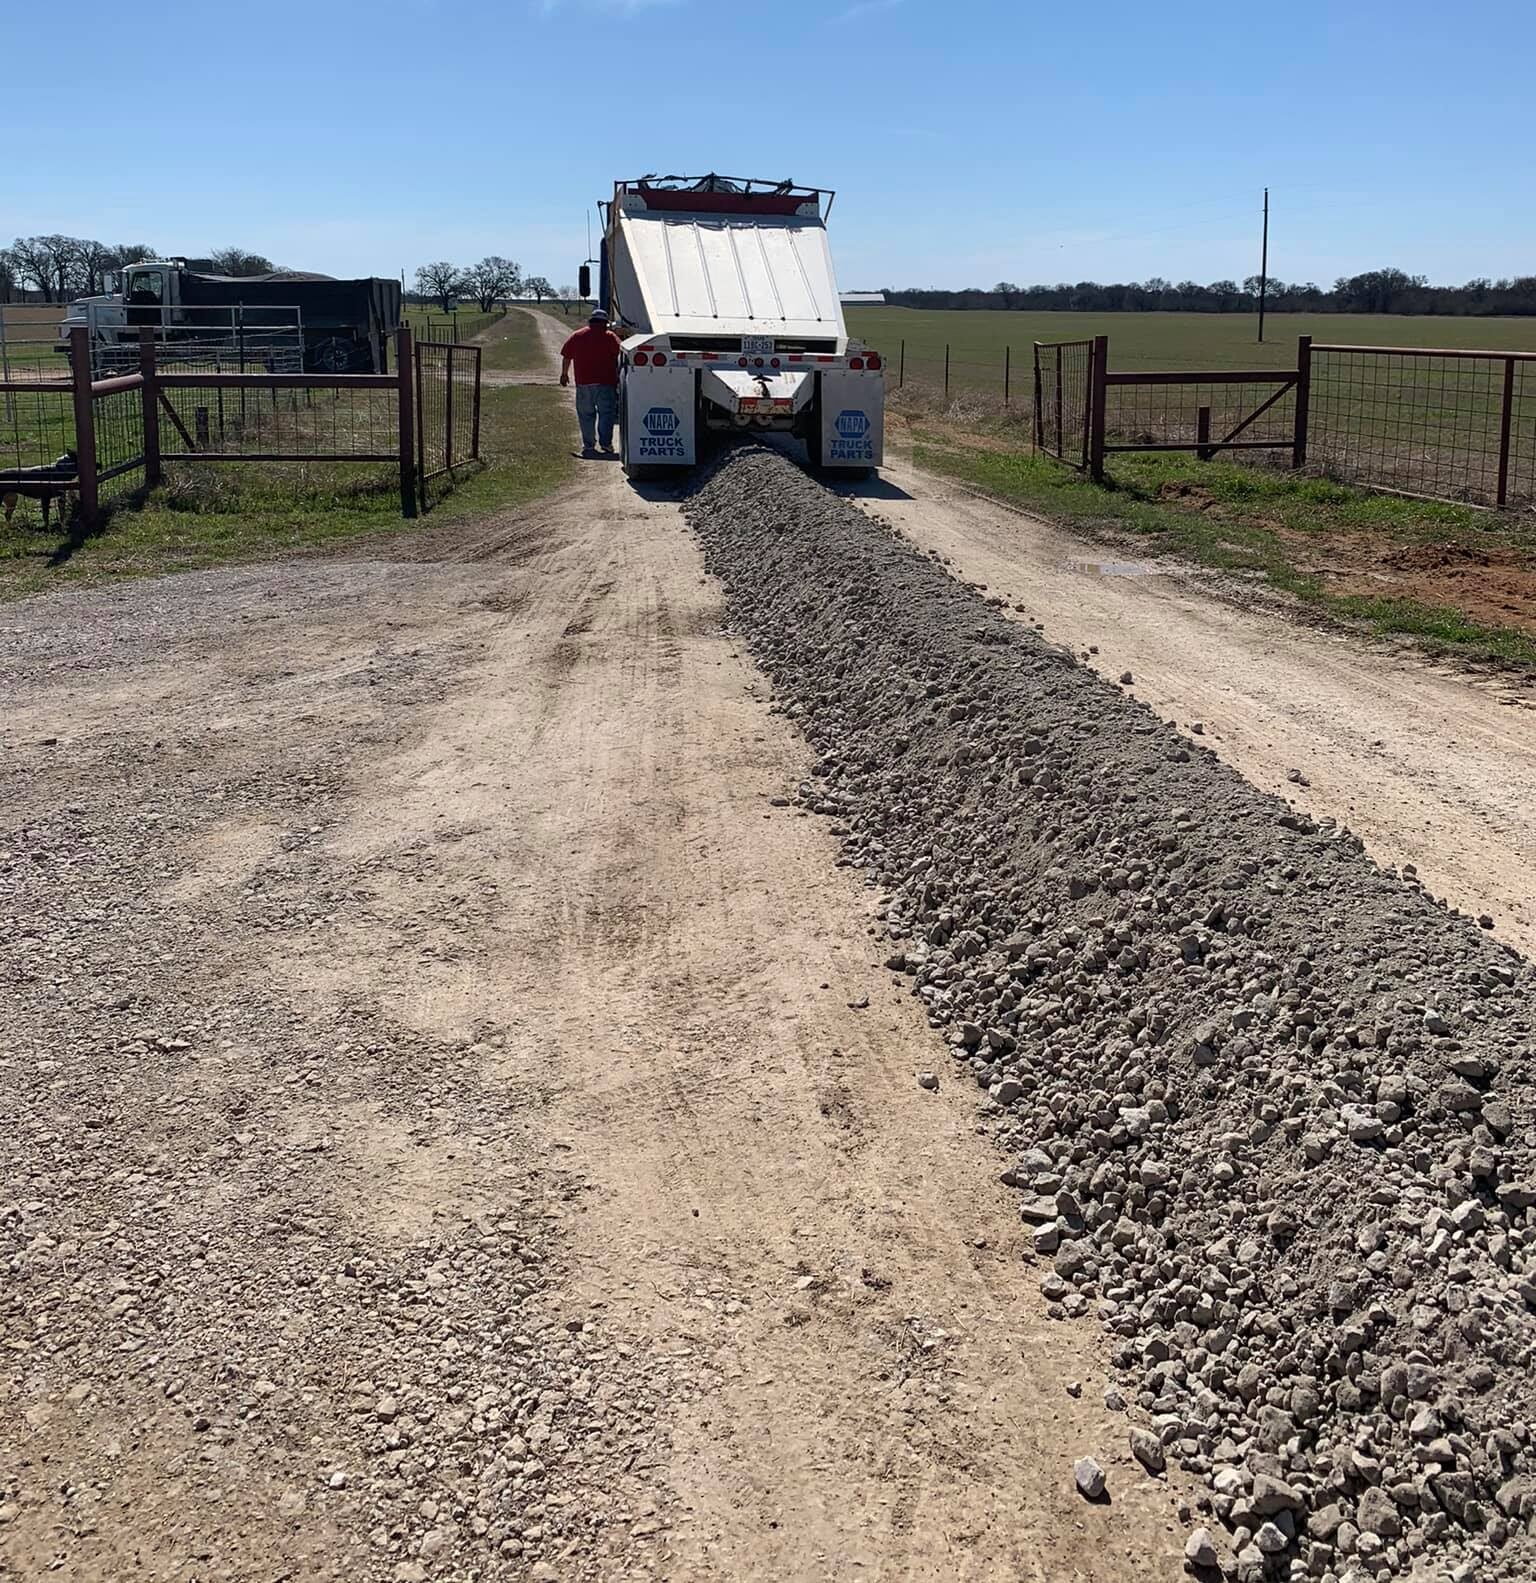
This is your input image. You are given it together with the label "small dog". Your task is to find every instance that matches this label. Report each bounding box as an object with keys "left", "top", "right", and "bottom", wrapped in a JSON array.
[{"left": 1, "top": 450, "right": 78, "bottom": 527}]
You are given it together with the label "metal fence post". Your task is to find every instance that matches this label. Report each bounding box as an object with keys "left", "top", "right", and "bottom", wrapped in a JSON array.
[
  {"left": 396, "top": 326, "right": 417, "bottom": 519},
  {"left": 1032, "top": 343, "right": 1044, "bottom": 451},
  {"left": 138, "top": 328, "right": 161, "bottom": 489},
  {"left": 1088, "top": 334, "right": 1109, "bottom": 483},
  {"left": 1196, "top": 405, "right": 1213, "bottom": 463},
  {"left": 944, "top": 343, "right": 950, "bottom": 403},
  {"left": 899, "top": 338, "right": 905, "bottom": 389},
  {"left": 1496, "top": 355, "right": 1515, "bottom": 507},
  {"left": 68, "top": 328, "right": 99, "bottom": 529},
  {"left": 1292, "top": 335, "right": 1312, "bottom": 469},
  {"left": 1004, "top": 345, "right": 1011, "bottom": 406}
]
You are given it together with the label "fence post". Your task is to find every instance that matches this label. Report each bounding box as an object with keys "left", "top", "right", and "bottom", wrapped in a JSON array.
[
  {"left": 1032, "top": 344, "right": 1043, "bottom": 451},
  {"left": 396, "top": 325, "right": 417, "bottom": 519},
  {"left": 68, "top": 328, "right": 99, "bottom": 529},
  {"left": 138, "top": 328, "right": 161, "bottom": 490},
  {"left": 1496, "top": 356, "right": 1515, "bottom": 507},
  {"left": 1004, "top": 345, "right": 1011, "bottom": 406},
  {"left": 1292, "top": 335, "right": 1312, "bottom": 469},
  {"left": 944, "top": 343, "right": 950, "bottom": 403},
  {"left": 899, "top": 338, "right": 905, "bottom": 389},
  {"left": 1088, "top": 334, "right": 1109, "bottom": 483},
  {"left": 1196, "top": 405, "right": 1213, "bottom": 463}
]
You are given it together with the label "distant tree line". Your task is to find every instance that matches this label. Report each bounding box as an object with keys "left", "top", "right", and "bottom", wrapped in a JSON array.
[
  {"left": 1, "top": 237, "right": 280, "bottom": 303},
  {"left": 884, "top": 270, "right": 1536, "bottom": 317},
  {"left": 409, "top": 259, "right": 561, "bottom": 314}
]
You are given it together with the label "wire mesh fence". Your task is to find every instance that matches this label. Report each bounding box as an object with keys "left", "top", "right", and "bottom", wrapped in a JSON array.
[
  {"left": 1103, "top": 372, "right": 1298, "bottom": 457},
  {"left": 92, "top": 382, "right": 147, "bottom": 505},
  {"left": 1309, "top": 346, "right": 1536, "bottom": 507},
  {"left": 1, "top": 327, "right": 483, "bottom": 534},
  {"left": 1032, "top": 340, "right": 1093, "bottom": 467},
  {"left": 157, "top": 379, "right": 399, "bottom": 462},
  {"left": 414, "top": 341, "right": 482, "bottom": 508},
  {"left": 0, "top": 384, "right": 77, "bottom": 528}
]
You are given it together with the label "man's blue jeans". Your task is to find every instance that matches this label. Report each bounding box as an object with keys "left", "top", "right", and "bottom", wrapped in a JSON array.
[{"left": 575, "top": 383, "right": 618, "bottom": 451}]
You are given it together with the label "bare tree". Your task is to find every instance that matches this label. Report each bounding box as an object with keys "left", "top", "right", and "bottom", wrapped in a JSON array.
[
  {"left": 106, "top": 244, "right": 157, "bottom": 269},
  {"left": 209, "top": 247, "right": 276, "bottom": 277},
  {"left": 38, "top": 236, "right": 82, "bottom": 302},
  {"left": 523, "top": 275, "right": 554, "bottom": 303},
  {"left": 9, "top": 237, "right": 57, "bottom": 301},
  {"left": 74, "top": 239, "right": 116, "bottom": 296},
  {"left": 414, "top": 261, "right": 463, "bottom": 313},
  {"left": 0, "top": 249, "right": 18, "bottom": 304},
  {"left": 466, "top": 256, "right": 521, "bottom": 313}
]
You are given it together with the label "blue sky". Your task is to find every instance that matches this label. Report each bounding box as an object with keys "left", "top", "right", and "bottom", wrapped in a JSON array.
[{"left": 3, "top": 0, "right": 1532, "bottom": 292}]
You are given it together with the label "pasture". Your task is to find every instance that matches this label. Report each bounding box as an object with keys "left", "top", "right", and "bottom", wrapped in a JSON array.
[{"left": 845, "top": 307, "right": 1536, "bottom": 390}]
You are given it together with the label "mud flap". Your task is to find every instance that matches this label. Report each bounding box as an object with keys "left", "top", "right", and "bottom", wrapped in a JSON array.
[
  {"left": 621, "top": 365, "right": 696, "bottom": 471},
  {"left": 817, "top": 371, "right": 884, "bottom": 470}
]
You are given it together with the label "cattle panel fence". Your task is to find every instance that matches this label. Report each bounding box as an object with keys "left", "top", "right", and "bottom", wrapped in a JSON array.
[
  {"left": 1, "top": 326, "right": 482, "bottom": 532},
  {"left": 1032, "top": 340, "right": 1094, "bottom": 469}
]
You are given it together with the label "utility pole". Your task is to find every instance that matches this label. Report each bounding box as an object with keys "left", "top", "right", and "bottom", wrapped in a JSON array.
[{"left": 1258, "top": 187, "right": 1270, "bottom": 344}]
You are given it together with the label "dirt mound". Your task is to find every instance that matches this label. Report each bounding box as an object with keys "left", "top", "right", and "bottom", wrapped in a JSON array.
[
  {"left": 1158, "top": 481, "right": 1222, "bottom": 510},
  {"left": 685, "top": 447, "right": 1536, "bottom": 1582},
  {"left": 1382, "top": 542, "right": 1494, "bottom": 573}
]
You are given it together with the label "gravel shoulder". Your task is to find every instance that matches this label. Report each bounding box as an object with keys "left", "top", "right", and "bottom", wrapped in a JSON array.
[
  {"left": 864, "top": 449, "right": 1536, "bottom": 960},
  {"left": 0, "top": 461, "right": 1189, "bottom": 1579}
]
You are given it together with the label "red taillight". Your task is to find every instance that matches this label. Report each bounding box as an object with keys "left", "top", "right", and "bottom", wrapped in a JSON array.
[
  {"left": 652, "top": 351, "right": 667, "bottom": 366},
  {"left": 754, "top": 357, "right": 764, "bottom": 367},
  {"left": 738, "top": 356, "right": 748, "bottom": 367},
  {"left": 849, "top": 357, "right": 864, "bottom": 370},
  {"left": 634, "top": 351, "right": 649, "bottom": 366},
  {"left": 866, "top": 353, "right": 882, "bottom": 371},
  {"left": 770, "top": 357, "right": 781, "bottom": 368}
]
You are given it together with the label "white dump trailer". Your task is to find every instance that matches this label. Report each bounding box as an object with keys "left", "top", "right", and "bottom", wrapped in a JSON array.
[{"left": 583, "top": 175, "right": 884, "bottom": 478}]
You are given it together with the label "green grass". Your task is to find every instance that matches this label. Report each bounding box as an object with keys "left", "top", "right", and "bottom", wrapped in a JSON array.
[
  {"left": 849, "top": 307, "right": 1536, "bottom": 387},
  {"left": 0, "top": 383, "right": 575, "bottom": 601},
  {"left": 909, "top": 430, "right": 1536, "bottom": 667},
  {"left": 478, "top": 309, "right": 545, "bottom": 372},
  {"left": 865, "top": 308, "right": 1536, "bottom": 508}
]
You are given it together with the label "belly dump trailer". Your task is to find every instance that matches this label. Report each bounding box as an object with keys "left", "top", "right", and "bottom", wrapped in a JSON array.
[{"left": 581, "top": 175, "right": 884, "bottom": 478}]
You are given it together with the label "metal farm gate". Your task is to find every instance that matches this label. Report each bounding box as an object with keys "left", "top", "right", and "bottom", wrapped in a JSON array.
[
  {"left": 413, "top": 340, "right": 482, "bottom": 509},
  {"left": 1032, "top": 339, "right": 1095, "bottom": 469}
]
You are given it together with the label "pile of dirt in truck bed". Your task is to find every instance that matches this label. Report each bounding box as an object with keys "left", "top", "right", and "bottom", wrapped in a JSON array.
[{"left": 683, "top": 447, "right": 1536, "bottom": 1583}]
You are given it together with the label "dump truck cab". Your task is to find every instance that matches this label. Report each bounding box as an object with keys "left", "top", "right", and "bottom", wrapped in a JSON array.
[{"left": 590, "top": 175, "right": 884, "bottom": 477}]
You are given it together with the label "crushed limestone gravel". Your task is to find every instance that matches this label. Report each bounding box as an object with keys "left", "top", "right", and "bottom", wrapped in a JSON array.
[{"left": 683, "top": 447, "right": 1536, "bottom": 1583}]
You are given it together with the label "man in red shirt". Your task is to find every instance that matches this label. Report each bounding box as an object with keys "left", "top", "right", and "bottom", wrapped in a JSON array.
[{"left": 559, "top": 308, "right": 623, "bottom": 457}]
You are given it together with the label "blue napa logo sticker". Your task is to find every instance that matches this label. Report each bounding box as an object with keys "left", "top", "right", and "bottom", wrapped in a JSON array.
[
  {"left": 639, "top": 405, "right": 686, "bottom": 458},
  {"left": 831, "top": 409, "right": 875, "bottom": 462}
]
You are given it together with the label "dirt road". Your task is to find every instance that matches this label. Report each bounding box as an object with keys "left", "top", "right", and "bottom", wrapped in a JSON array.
[
  {"left": 479, "top": 308, "right": 574, "bottom": 387},
  {"left": 1, "top": 460, "right": 1190, "bottom": 1580},
  {"left": 868, "top": 449, "right": 1536, "bottom": 960}
]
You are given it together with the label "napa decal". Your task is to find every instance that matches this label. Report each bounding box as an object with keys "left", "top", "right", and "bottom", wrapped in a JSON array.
[
  {"left": 639, "top": 405, "right": 686, "bottom": 459},
  {"left": 830, "top": 409, "right": 874, "bottom": 463}
]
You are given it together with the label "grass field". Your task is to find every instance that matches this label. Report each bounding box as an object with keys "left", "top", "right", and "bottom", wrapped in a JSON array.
[
  {"left": 906, "top": 416, "right": 1536, "bottom": 667},
  {"left": 846, "top": 308, "right": 1536, "bottom": 388}
]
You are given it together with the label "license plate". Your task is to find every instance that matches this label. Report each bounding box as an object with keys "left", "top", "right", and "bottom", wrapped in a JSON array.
[{"left": 741, "top": 336, "right": 774, "bottom": 356}]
